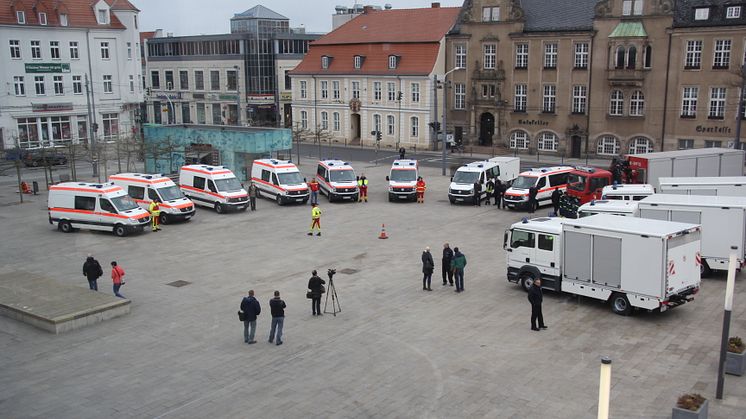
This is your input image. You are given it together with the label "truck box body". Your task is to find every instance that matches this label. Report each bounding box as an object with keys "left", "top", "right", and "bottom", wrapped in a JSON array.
[
  {"left": 637, "top": 194, "right": 746, "bottom": 272},
  {"left": 626, "top": 148, "right": 744, "bottom": 189},
  {"left": 487, "top": 156, "right": 521, "bottom": 183},
  {"left": 658, "top": 176, "right": 746, "bottom": 197}
]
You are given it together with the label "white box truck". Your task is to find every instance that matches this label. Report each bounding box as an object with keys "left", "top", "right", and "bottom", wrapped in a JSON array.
[
  {"left": 658, "top": 176, "right": 746, "bottom": 197},
  {"left": 625, "top": 147, "right": 744, "bottom": 189},
  {"left": 504, "top": 215, "right": 701, "bottom": 315},
  {"left": 637, "top": 194, "right": 746, "bottom": 275},
  {"left": 577, "top": 200, "right": 639, "bottom": 218}
]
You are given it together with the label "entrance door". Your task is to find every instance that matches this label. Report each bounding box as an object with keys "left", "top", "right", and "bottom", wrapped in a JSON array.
[
  {"left": 571, "top": 135, "right": 582, "bottom": 158},
  {"left": 284, "top": 104, "right": 292, "bottom": 128},
  {"left": 351, "top": 113, "right": 361, "bottom": 142},
  {"left": 479, "top": 113, "right": 495, "bottom": 145}
]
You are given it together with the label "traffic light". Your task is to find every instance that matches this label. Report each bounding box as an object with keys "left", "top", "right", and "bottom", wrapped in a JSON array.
[
  {"left": 428, "top": 121, "right": 441, "bottom": 132},
  {"left": 376, "top": 130, "right": 381, "bottom": 142}
]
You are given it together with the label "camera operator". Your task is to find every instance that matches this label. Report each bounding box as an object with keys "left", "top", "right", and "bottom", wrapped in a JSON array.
[{"left": 307, "top": 270, "right": 326, "bottom": 316}]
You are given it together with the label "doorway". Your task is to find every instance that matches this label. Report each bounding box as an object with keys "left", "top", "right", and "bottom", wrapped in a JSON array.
[
  {"left": 351, "top": 113, "right": 361, "bottom": 142},
  {"left": 479, "top": 113, "right": 495, "bottom": 145},
  {"left": 571, "top": 135, "right": 582, "bottom": 158},
  {"left": 284, "top": 104, "right": 292, "bottom": 128}
]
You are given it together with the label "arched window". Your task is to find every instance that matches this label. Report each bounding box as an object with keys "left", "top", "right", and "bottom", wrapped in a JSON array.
[
  {"left": 627, "top": 46, "right": 637, "bottom": 69},
  {"left": 643, "top": 45, "right": 652, "bottom": 68},
  {"left": 629, "top": 137, "right": 653, "bottom": 154},
  {"left": 300, "top": 111, "right": 308, "bottom": 129},
  {"left": 610, "top": 90, "right": 624, "bottom": 116},
  {"left": 537, "top": 132, "right": 558, "bottom": 152},
  {"left": 373, "top": 114, "right": 381, "bottom": 133},
  {"left": 387, "top": 115, "right": 395, "bottom": 135},
  {"left": 597, "top": 136, "right": 620, "bottom": 155},
  {"left": 320, "top": 111, "right": 328, "bottom": 130},
  {"left": 510, "top": 130, "right": 529, "bottom": 149},
  {"left": 630, "top": 90, "right": 645, "bottom": 116},
  {"left": 410, "top": 116, "right": 419, "bottom": 137},
  {"left": 615, "top": 46, "right": 626, "bottom": 69}
]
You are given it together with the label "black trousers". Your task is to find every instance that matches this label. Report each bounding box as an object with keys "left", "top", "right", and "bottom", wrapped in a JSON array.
[
  {"left": 442, "top": 262, "right": 453, "bottom": 284},
  {"left": 474, "top": 193, "right": 481, "bottom": 206},
  {"left": 423, "top": 273, "right": 432, "bottom": 289},
  {"left": 312, "top": 297, "right": 321, "bottom": 315},
  {"left": 531, "top": 303, "right": 545, "bottom": 329},
  {"left": 553, "top": 202, "right": 560, "bottom": 215},
  {"left": 528, "top": 198, "right": 537, "bottom": 213},
  {"left": 250, "top": 197, "right": 256, "bottom": 211},
  {"left": 495, "top": 194, "right": 503, "bottom": 208}
]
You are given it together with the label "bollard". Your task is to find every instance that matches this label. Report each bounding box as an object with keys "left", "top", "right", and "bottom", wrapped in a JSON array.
[
  {"left": 598, "top": 357, "right": 612, "bottom": 419},
  {"left": 32, "top": 181, "right": 39, "bottom": 195}
]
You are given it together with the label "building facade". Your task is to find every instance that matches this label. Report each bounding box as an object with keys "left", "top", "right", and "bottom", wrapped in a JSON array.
[
  {"left": 290, "top": 4, "right": 461, "bottom": 148},
  {"left": 0, "top": 0, "right": 143, "bottom": 150}
]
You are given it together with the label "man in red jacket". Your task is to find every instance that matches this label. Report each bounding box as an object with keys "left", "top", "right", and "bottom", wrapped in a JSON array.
[
  {"left": 309, "top": 178, "right": 320, "bottom": 205},
  {"left": 111, "top": 261, "right": 126, "bottom": 299}
]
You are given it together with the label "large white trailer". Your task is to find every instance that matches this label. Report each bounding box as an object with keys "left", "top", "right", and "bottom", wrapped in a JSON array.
[
  {"left": 637, "top": 194, "right": 746, "bottom": 275},
  {"left": 658, "top": 176, "right": 746, "bottom": 197},
  {"left": 505, "top": 215, "right": 701, "bottom": 315},
  {"left": 626, "top": 148, "right": 744, "bottom": 189}
]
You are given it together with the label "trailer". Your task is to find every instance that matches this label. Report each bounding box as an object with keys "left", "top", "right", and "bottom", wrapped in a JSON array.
[
  {"left": 504, "top": 215, "right": 701, "bottom": 315},
  {"left": 658, "top": 176, "right": 746, "bottom": 197},
  {"left": 625, "top": 148, "right": 744, "bottom": 189},
  {"left": 637, "top": 194, "right": 746, "bottom": 275}
]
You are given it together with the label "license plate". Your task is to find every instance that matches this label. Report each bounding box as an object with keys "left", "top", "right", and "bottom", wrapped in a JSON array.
[
  {"left": 398, "top": 195, "right": 407, "bottom": 199},
  {"left": 342, "top": 196, "right": 351, "bottom": 200},
  {"left": 456, "top": 198, "right": 464, "bottom": 202},
  {"left": 185, "top": 215, "right": 192, "bottom": 219},
  {"left": 296, "top": 199, "right": 303, "bottom": 202}
]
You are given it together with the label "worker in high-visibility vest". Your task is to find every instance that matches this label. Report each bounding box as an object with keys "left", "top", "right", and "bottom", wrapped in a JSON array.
[
  {"left": 416, "top": 177, "right": 427, "bottom": 204},
  {"left": 357, "top": 174, "right": 368, "bottom": 203},
  {"left": 308, "top": 203, "right": 322, "bottom": 236},
  {"left": 148, "top": 200, "right": 162, "bottom": 232}
]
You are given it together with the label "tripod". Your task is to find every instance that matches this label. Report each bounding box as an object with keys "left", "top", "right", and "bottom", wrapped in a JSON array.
[{"left": 323, "top": 277, "right": 341, "bottom": 316}]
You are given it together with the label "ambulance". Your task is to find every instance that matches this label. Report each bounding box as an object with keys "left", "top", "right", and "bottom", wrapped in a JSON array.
[
  {"left": 250, "top": 159, "right": 309, "bottom": 205},
  {"left": 503, "top": 166, "right": 574, "bottom": 210},
  {"left": 109, "top": 173, "right": 196, "bottom": 223},
  {"left": 386, "top": 159, "right": 419, "bottom": 202},
  {"left": 178, "top": 165, "right": 249, "bottom": 213},
  {"left": 48, "top": 182, "right": 150, "bottom": 237},
  {"left": 315, "top": 160, "right": 359, "bottom": 202}
]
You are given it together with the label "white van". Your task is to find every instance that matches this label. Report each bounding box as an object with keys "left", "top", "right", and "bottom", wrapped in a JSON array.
[
  {"left": 448, "top": 160, "right": 504, "bottom": 204},
  {"left": 251, "top": 159, "right": 309, "bottom": 205},
  {"left": 179, "top": 165, "right": 249, "bottom": 213},
  {"left": 315, "top": 160, "right": 359, "bottom": 202},
  {"left": 578, "top": 200, "right": 639, "bottom": 218},
  {"left": 601, "top": 183, "right": 655, "bottom": 201},
  {"left": 109, "top": 173, "right": 195, "bottom": 224},
  {"left": 48, "top": 182, "right": 150, "bottom": 237},
  {"left": 658, "top": 176, "right": 746, "bottom": 197},
  {"left": 503, "top": 166, "right": 574, "bottom": 209},
  {"left": 386, "top": 159, "right": 419, "bottom": 202}
]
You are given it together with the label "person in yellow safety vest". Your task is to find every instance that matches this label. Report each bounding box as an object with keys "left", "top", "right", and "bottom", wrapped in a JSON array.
[
  {"left": 148, "top": 200, "right": 162, "bottom": 232},
  {"left": 308, "top": 203, "right": 322, "bottom": 236},
  {"left": 357, "top": 174, "right": 368, "bottom": 202}
]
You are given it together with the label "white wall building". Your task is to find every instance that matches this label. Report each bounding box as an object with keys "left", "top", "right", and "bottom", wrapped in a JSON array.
[{"left": 0, "top": 0, "right": 143, "bottom": 150}]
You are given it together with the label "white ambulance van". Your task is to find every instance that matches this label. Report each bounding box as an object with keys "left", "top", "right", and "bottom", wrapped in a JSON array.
[
  {"left": 503, "top": 166, "right": 574, "bottom": 210},
  {"left": 577, "top": 200, "right": 640, "bottom": 218},
  {"left": 48, "top": 182, "right": 150, "bottom": 237},
  {"left": 448, "top": 160, "right": 498, "bottom": 204},
  {"left": 315, "top": 160, "right": 359, "bottom": 202},
  {"left": 109, "top": 173, "right": 196, "bottom": 224},
  {"left": 179, "top": 165, "right": 249, "bottom": 213},
  {"left": 601, "top": 183, "right": 655, "bottom": 201},
  {"left": 250, "top": 159, "right": 309, "bottom": 205},
  {"left": 386, "top": 159, "right": 418, "bottom": 202}
]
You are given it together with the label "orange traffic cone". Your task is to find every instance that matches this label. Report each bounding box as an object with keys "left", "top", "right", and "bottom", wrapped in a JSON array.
[{"left": 378, "top": 224, "right": 388, "bottom": 239}]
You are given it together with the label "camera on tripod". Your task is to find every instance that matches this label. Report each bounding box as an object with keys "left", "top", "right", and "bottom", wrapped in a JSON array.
[
  {"left": 327, "top": 268, "right": 336, "bottom": 279},
  {"left": 324, "top": 268, "right": 340, "bottom": 316}
]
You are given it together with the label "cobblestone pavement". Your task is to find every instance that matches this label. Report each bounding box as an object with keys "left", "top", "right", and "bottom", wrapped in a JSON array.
[{"left": 1, "top": 159, "right": 745, "bottom": 419}]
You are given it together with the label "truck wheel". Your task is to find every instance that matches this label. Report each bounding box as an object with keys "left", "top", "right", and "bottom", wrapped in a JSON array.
[
  {"left": 700, "top": 260, "right": 712, "bottom": 278},
  {"left": 159, "top": 213, "right": 170, "bottom": 225},
  {"left": 610, "top": 293, "right": 633, "bottom": 316},
  {"left": 59, "top": 220, "right": 73, "bottom": 233},
  {"left": 113, "top": 224, "right": 127, "bottom": 237},
  {"left": 519, "top": 272, "right": 536, "bottom": 292},
  {"left": 215, "top": 203, "right": 225, "bottom": 214}
]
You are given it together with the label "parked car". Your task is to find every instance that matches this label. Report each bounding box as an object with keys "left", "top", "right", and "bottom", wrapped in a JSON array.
[{"left": 21, "top": 150, "right": 68, "bottom": 167}]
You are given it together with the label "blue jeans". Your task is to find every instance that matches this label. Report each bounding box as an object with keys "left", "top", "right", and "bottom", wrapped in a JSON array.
[
  {"left": 113, "top": 284, "right": 125, "bottom": 298},
  {"left": 243, "top": 320, "right": 256, "bottom": 342},
  {"left": 88, "top": 279, "right": 98, "bottom": 291},
  {"left": 310, "top": 191, "right": 318, "bottom": 205},
  {"left": 269, "top": 317, "right": 284, "bottom": 343},
  {"left": 454, "top": 269, "right": 464, "bottom": 291}
]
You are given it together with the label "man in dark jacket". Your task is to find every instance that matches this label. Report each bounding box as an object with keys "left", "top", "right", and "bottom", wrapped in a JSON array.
[
  {"left": 441, "top": 243, "right": 454, "bottom": 286},
  {"left": 495, "top": 180, "right": 505, "bottom": 208},
  {"left": 240, "top": 290, "right": 261, "bottom": 344},
  {"left": 551, "top": 189, "right": 562, "bottom": 216},
  {"left": 528, "top": 278, "right": 547, "bottom": 331},
  {"left": 82, "top": 254, "right": 103, "bottom": 291},
  {"left": 528, "top": 186, "right": 538, "bottom": 214},
  {"left": 307, "top": 270, "right": 326, "bottom": 316},
  {"left": 421, "top": 247, "right": 434, "bottom": 291},
  {"left": 473, "top": 181, "right": 482, "bottom": 206},
  {"left": 268, "top": 291, "right": 286, "bottom": 346},
  {"left": 451, "top": 248, "right": 467, "bottom": 292}
]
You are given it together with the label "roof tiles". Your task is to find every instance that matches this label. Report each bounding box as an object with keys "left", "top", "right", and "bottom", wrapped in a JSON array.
[{"left": 0, "top": 0, "right": 128, "bottom": 29}]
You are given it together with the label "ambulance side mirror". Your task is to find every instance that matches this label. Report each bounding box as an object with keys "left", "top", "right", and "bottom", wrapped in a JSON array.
[
  {"left": 385, "top": 176, "right": 390, "bottom": 181},
  {"left": 450, "top": 176, "right": 454, "bottom": 181},
  {"left": 303, "top": 177, "right": 307, "bottom": 182}
]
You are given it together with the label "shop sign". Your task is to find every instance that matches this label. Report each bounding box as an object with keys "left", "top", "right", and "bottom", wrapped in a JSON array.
[
  {"left": 156, "top": 93, "right": 182, "bottom": 100},
  {"left": 247, "top": 95, "right": 275, "bottom": 104},
  {"left": 32, "top": 102, "right": 73, "bottom": 112},
  {"left": 280, "top": 92, "right": 292, "bottom": 101},
  {"left": 517, "top": 119, "right": 549, "bottom": 126},
  {"left": 25, "top": 63, "right": 71, "bottom": 73},
  {"left": 219, "top": 94, "right": 238, "bottom": 101},
  {"left": 696, "top": 125, "right": 732, "bottom": 134}
]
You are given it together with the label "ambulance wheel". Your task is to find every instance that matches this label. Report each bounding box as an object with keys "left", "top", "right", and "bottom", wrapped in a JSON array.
[
  {"left": 301, "top": 199, "right": 308, "bottom": 205},
  {"left": 700, "top": 260, "right": 712, "bottom": 277},
  {"left": 159, "top": 213, "right": 170, "bottom": 225},
  {"left": 610, "top": 293, "right": 633, "bottom": 316},
  {"left": 113, "top": 224, "right": 127, "bottom": 237},
  {"left": 449, "top": 198, "right": 456, "bottom": 204},
  {"left": 215, "top": 203, "right": 225, "bottom": 214},
  {"left": 327, "top": 192, "right": 333, "bottom": 202},
  {"left": 59, "top": 220, "right": 73, "bottom": 233},
  {"left": 276, "top": 194, "right": 283, "bottom": 206},
  {"left": 388, "top": 193, "right": 394, "bottom": 202},
  {"left": 519, "top": 272, "right": 536, "bottom": 292}
]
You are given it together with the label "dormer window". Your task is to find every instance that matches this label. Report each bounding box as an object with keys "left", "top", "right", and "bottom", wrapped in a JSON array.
[
  {"left": 622, "top": 0, "right": 643, "bottom": 16},
  {"left": 695, "top": 7, "right": 710, "bottom": 20},
  {"left": 16, "top": 11, "right": 25, "bottom": 24},
  {"left": 354, "top": 55, "right": 363, "bottom": 69},
  {"left": 388, "top": 55, "right": 399, "bottom": 69},
  {"left": 98, "top": 9, "right": 110, "bottom": 24},
  {"left": 727, "top": 6, "right": 741, "bottom": 19},
  {"left": 321, "top": 55, "right": 332, "bottom": 69},
  {"left": 38, "top": 12, "right": 47, "bottom": 25},
  {"left": 60, "top": 14, "right": 68, "bottom": 27}
]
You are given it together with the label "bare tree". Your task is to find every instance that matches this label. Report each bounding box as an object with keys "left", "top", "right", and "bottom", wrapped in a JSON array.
[
  {"left": 310, "top": 124, "right": 333, "bottom": 160},
  {"left": 291, "top": 121, "right": 311, "bottom": 163}
]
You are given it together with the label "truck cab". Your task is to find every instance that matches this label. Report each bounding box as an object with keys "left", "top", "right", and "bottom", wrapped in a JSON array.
[
  {"left": 386, "top": 159, "right": 418, "bottom": 202},
  {"left": 564, "top": 166, "right": 612, "bottom": 205},
  {"left": 316, "top": 160, "right": 359, "bottom": 202},
  {"left": 504, "top": 217, "right": 565, "bottom": 292},
  {"left": 109, "top": 173, "right": 196, "bottom": 224},
  {"left": 251, "top": 159, "right": 309, "bottom": 205}
]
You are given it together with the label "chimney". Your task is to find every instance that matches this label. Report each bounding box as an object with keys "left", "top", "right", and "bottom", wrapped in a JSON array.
[
  {"left": 363, "top": 6, "right": 374, "bottom": 14},
  {"left": 431, "top": 2, "right": 440, "bottom": 8}
]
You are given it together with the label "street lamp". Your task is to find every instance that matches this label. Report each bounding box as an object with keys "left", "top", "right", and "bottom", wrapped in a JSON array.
[{"left": 439, "top": 66, "right": 463, "bottom": 176}]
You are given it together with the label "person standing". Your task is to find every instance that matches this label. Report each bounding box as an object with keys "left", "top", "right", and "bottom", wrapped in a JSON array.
[
  {"left": 110, "top": 261, "right": 126, "bottom": 299},
  {"left": 399, "top": 147, "right": 406, "bottom": 159},
  {"left": 441, "top": 243, "right": 454, "bottom": 286},
  {"left": 308, "top": 203, "right": 322, "bottom": 236},
  {"left": 307, "top": 270, "right": 326, "bottom": 316},
  {"left": 148, "top": 200, "right": 161, "bottom": 232},
  {"left": 528, "top": 278, "right": 547, "bottom": 331},
  {"left": 473, "top": 181, "right": 482, "bottom": 206},
  {"left": 421, "top": 247, "right": 434, "bottom": 291},
  {"left": 248, "top": 181, "right": 258, "bottom": 211},
  {"left": 416, "top": 177, "right": 427, "bottom": 203},
  {"left": 240, "top": 290, "right": 261, "bottom": 344},
  {"left": 451, "top": 247, "right": 467, "bottom": 292},
  {"left": 551, "top": 188, "right": 561, "bottom": 216},
  {"left": 268, "top": 290, "right": 286, "bottom": 345},
  {"left": 83, "top": 254, "right": 103, "bottom": 291},
  {"left": 495, "top": 180, "right": 505, "bottom": 208},
  {"left": 528, "top": 186, "right": 538, "bottom": 214},
  {"left": 357, "top": 174, "right": 368, "bottom": 203},
  {"left": 485, "top": 178, "right": 495, "bottom": 205},
  {"left": 308, "top": 178, "right": 320, "bottom": 205}
]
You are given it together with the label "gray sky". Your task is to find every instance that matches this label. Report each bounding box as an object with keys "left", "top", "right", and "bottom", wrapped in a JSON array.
[{"left": 129, "top": 0, "right": 464, "bottom": 35}]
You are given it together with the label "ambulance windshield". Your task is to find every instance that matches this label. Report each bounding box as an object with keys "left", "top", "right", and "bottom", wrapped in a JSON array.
[
  {"left": 110, "top": 195, "right": 139, "bottom": 212},
  {"left": 278, "top": 172, "right": 304, "bottom": 185},
  {"left": 511, "top": 175, "right": 538, "bottom": 189},
  {"left": 330, "top": 169, "right": 355, "bottom": 182},
  {"left": 158, "top": 185, "right": 184, "bottom": 201},
  {"left": 390, "top": 170, "right": 417, "bottom": 182},
  {"left": 452, "top": 170, "right": 479, "bottom": 184},
  {"left": 215, "top": 177, "right": 243, "bottom": 192}
]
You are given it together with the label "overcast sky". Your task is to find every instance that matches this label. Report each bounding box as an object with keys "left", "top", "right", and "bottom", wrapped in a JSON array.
[{"left": 129, "top": 0, "right": 464, "bottom": 35}]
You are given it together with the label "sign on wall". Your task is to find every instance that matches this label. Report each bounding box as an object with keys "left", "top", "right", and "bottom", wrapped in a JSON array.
[{"left": 25, "top": 63, "right": 71, "bottom": 73}]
